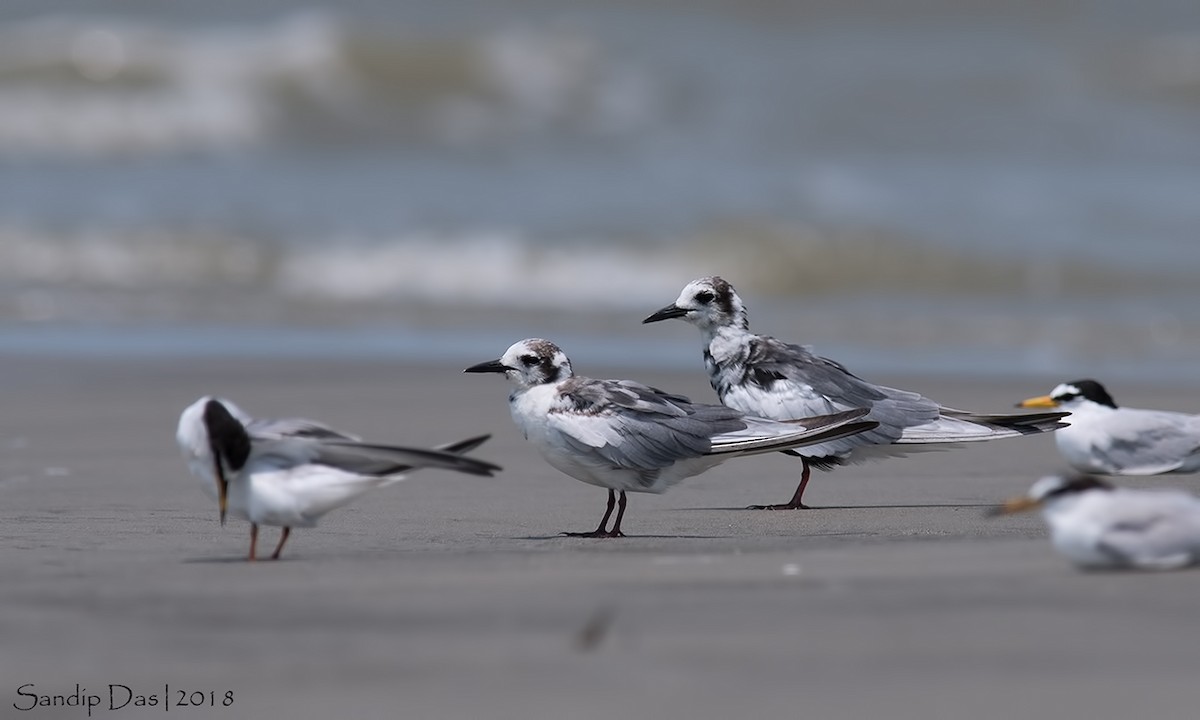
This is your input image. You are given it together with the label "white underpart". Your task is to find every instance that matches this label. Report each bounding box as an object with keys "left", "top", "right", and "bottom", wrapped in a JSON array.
[
  {"left": 509, "top": 383, "right": 724, "bottom": 494},
  {"left": 235, "top": 462, "right": 400, "bottom": 528}
]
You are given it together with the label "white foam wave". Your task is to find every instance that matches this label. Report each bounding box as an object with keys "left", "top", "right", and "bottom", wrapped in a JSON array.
[
  {"left": 0, "top": 13, "right": 657, "bottom": 156},
  {"left": 0, "top": 224, "right": 720, "bottom": 309},
  {"left": 274, "top": 233, "right": 714, "bottom": 307},
  {"left": 0, "top": 225, "right": 268, "bottom": 286},
  {"left": 0, "top": 220, "right": 1183, "bottom": 314}
]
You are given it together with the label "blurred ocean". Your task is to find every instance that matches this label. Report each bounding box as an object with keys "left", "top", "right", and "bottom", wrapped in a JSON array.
[{"left": 0, "top": 1, "right": 1198, "bottom": 380}]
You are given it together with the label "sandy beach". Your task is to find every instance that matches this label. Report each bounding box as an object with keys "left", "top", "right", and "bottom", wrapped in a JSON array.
[{"left": 4, "top": 354, "right": 1200, "bottom": 720}]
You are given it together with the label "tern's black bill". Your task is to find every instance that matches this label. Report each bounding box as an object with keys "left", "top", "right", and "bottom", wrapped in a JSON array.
[
  {"left": 642, "top": 304, "right": 689, "bottom": 324},
  {"left": 464, "top": 359, "right": 509, "bottom": 374}
]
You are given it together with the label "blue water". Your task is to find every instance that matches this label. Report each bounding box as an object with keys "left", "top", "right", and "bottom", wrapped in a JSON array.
[{"left": 0, "top": 1, "right": 1197, "bottom": 379}]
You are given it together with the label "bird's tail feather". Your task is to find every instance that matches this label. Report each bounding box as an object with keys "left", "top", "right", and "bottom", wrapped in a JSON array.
[
  {"left": 940, "top": 408, "right": 1069, "bottom": 434},
  {"left": 709, "top": 409, "right": 879, "bottom": 455},
  {"left": 433, "top": 434, "right": 492, "bottom": 456}
]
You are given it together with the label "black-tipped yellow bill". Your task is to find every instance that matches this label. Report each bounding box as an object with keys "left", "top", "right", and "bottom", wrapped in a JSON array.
[
  {"left": 1017, "top": 395, "right": 1059, "bottom": 409},
  {"left": 218, "top": 479, "right": 228, "bottom": 526},
  {"left": 988, "top": 495, "right": 1042, "bottom": 516}
]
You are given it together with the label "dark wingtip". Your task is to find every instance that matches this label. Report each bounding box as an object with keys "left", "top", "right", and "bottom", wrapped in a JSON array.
[
  {"left": 443, "top": 451, "right": 503, "bottom": 477},
  {"left": 464, "top": 459, "right": 503, "bottom": 477},
  {"left": 436, "top": 434, "right": 492, "bottom": 455}
]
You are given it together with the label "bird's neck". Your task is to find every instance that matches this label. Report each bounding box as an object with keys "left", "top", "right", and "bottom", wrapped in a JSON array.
[
  {"left": 1067, "top": 401, "right": 1116, "bottom": 416},
  {"left": 702, "top": 323, "right": 752, "bottom": 363},
  {"left": 701, "top": 324, "right": 755, "bottom": 400}
]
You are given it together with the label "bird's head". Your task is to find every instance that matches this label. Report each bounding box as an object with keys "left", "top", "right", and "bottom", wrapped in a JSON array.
[
  {"left": 1017, "top": 379, "right": 1117, "bottom": 411},
  {"left": 989, "top": 474, "right": 1114, "bottom": 516},
  {"left": 642, "top": 276, "right": 748, "bottom": 332},
  {"left": 177, "top": 396, "right": 252, "bottom": 526},
  {"left": 464, "top": 338, "right": 574, "bottom": 389}
]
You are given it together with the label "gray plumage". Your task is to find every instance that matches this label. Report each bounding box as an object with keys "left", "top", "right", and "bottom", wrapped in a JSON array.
[
  {"left": 464, "top": 338, "right": 878, "bottom": 535},
  {"left": 644, "top": 276, "right": 1069, "bottom": 508}
]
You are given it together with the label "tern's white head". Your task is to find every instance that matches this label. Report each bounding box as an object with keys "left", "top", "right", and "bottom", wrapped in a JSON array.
[
  {"left": 642, "top": 276, "right": 749, "bottom": 333},
  {"left": 992, "top": 474, "right": 1114, "bottom": 516},
  {"left": 464, "top": 338, "right": 574, "bottom": 389},
  {"left": 1018, "top": 379, "right": 1118, "bottom": 411},
  {"left": 176, "top": 395, "right": 252, "bottom": 460},
  {"left": 176, "top": 396, "right": 253, "bottom": 525}
]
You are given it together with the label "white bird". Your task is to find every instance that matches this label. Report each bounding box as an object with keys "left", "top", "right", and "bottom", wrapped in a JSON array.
[
  {"left": 643, "top": 276, "right": 1069, "bottom": 509},
  {"left": 176, "top": 396, "right": 501, "bottom": 560},
  {"left": 991, "top": 475, "right": 1200, "bottom": 571},
  {"left": 1018, "top": 379, "right": 1200, "bottom": 476},
  {"left": 463, "top": 338, "right": 879, "bottom": 537}
]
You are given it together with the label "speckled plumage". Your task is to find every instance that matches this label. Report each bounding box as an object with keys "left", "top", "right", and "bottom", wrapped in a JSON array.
[
  {"left": 645, "top": 277, "right": 1068, "bottom": 507},
  {"left": 465, "top": 338, "right": 877, "bottom": 535}
]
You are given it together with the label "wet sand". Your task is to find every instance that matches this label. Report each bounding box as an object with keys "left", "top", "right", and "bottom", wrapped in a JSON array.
[{"left": 3, "top": 355, "right": 1200, "bottom": 719}]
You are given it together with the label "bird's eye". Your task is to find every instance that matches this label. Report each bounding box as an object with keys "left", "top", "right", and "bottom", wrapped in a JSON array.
[
  {"left": 520, "top": 355, "right": 540, "bottom": 367},
  {"left": 695, "top": 291, "right": 715, "bottom": 304}
]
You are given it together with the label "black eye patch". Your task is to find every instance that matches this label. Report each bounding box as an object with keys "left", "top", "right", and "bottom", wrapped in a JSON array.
[
  {"left": 695, "top": 290, "right": 715, "bottom": 304},
  {"left": 520, "top": 355, "right": 540, "bottom": 367}
]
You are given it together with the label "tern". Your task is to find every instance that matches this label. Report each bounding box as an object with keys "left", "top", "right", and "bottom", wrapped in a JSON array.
[
  {"left": 464, "top": 338, "right": 879, "bottom": 537},
  {"left": 176, "top": 396, "right": 501, "bottom": 560},
  {"left": 644, "top": 276, "right": 1069, "bottom": 509},
  {"left": 991, "top": 475, "right": 1200, "bottom": 570},
  {"left": 1018, "top": 379, "right": 1200, "bottom": 475}
]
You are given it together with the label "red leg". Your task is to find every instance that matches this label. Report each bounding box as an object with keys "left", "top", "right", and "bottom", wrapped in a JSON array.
[
  {"left": 748, "top": 458, "right": 813, "bottom": 510},
  {"left": 270, "top": 527, "right": 291, "bottom": 560},
  {"left": 248, "top": 523, "right": 258, "bottom": 561}
]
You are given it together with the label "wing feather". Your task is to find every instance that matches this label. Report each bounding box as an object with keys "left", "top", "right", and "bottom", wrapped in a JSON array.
[
  {"left": 1091, "top": 410, "right": 1200, "bottom": 475},
  {"left": 1093, "top": 492, "right": 1200, "bottom": 568},
  {"left": 547, "top": 377, "right": 743, "bottom": 474}
]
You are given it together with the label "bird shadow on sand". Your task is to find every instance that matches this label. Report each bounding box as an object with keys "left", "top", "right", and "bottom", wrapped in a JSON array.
[
  {"left": 182, "top": 556, "right": 279, "bottom": 564},
  {"left": 674, "top": 502, "right": 998, "bottom": 511},
  {"left": 512, "top": 533, "right": 728, "bottom": 541}
]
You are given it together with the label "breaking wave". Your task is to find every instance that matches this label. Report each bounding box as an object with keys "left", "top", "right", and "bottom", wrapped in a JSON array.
[
  {"left": 0, "top": 221, "right": 1183, "bottom": 322},
  {"left": 0, "top": 12, "right": 659, "bottom": 156}
]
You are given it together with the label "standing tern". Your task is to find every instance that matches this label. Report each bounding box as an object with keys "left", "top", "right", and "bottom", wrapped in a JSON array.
[
  {"left": 644, "top": 276, "right": 1069, "bottom": 509},
  {"left": 176, "top": 396, "right": 501, "bottom": 560},
  {"left": 990, "top": 475, "right": 1200, "bottom": 570},
  {"left": 1018, "top": 379, "right": 1200, "bottom": 475},
  {"left": 463, "top": 338, "right": 878, "bottom": 537}
]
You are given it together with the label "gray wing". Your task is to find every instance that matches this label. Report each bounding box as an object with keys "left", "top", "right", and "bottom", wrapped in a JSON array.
[
  {"left": 1094, "top": 495, "right": 1200, "bottom": 569},
  {"left": 312, "top": 441, "right": 500, "bottom": 477},
  {"left": 549, "top": 377, "right": 747, "bottom": 477},
  {"left": 725, "top": 336, "right": 940, "bottom": 448},
  {"left": 1091, "top": 411, "right": 1200, "bottom": 475},
  {"left": 709, "top": 410, "right": 877, "bottom": 455},
  {"left": 723, "top": 336, "right": 1064, "bottom": 461},
  {"left": 253, "top": 437, "right": 500, "bottom": 477},
  {"left": 247, "top": 417, "right": 361, "bottom": 441}
]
